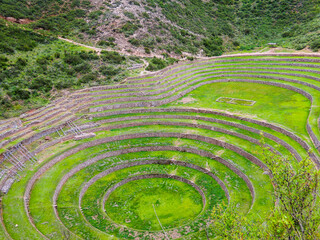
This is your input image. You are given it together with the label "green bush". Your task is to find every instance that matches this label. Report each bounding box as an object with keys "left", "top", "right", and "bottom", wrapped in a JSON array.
[
  {"left": 99, "top": 65, "right": 121, "bottom": 76},
  {"left": 146, "top": 57, "right": 166, "bottom": 71},
  {"left": 88, "top": 10, "right": 103, "bottom": 20},
  {"left": 0, "top": 43, "right": 15, "bottom": 54},
  {"left": 30, "top": 77, "right": 53, "bottom": 92},
  {"left": 144, "top": 47, "right": 151, "bottom": 54},
  {"left": 16, "top": 58, "right": 28, "bottom": 68},
  {"left": 54, "top": 79, "right": 74, "bottom": 89},
  {"left": 141, "top": 12, "right": 150, "bottom": 19},
  {"left": 0, "top": 56, "right": 8, "bottom": 69},
  {"left": 64, "top": 53, "right": 83, "bottom": 65},
  {"left": 101, "top": 51, "right": 125, "bottom": 64},
  {"left": 120, "top": 22, "right": 140, "bottom": 37},
  {"left": 202, "top": 37, "right": 224, "bottom": 56},
  {"left": 73, "top": 62, "right": 92, "bottom": 73},
  {"left": 129, "top": 38, "right": 140, "bottom": 46},
  {"left": 8, "top": 87, "right": 31, "bottom": 100},
  {"left": 310, "top": 39, "right": 320, "bottom": 52},
  {"left": 79, "top": 72, "right": 98, "bottom": 83},
  {"left": 141, "top": 37, "right": 155, "bottom": 48},
  {"left": 124, "top": 11, "right": 135, "bottom": 19},
  {"left": 97, "top": 40, "right": 116, "bottom": 47}
]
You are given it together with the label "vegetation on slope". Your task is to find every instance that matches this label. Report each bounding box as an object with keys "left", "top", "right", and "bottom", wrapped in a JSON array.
[
  {"left": 1, "top": 0, "right": 319, "bottom": 56},
  {"left": 0, "top": 20, "right": 143, "bottom": 118},
  {"left": 0, "top": 0, "right": 92, "bottom": 19}
]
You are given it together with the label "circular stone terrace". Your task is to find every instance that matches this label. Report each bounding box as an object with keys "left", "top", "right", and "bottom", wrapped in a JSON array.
[{"left": 0, "top": 53, "right": 320, "bottom": 239}]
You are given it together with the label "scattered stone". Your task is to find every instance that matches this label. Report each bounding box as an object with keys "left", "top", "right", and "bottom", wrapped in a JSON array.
[
  {"left": 178, "top": 97, "right": 196, "bottom": 104},
  {"left": 1, "top": 178, "right": 15, "bottom": 194}
]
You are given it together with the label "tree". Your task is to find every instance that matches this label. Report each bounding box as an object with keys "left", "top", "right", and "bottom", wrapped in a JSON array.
[
  {"left": 209, "top": 142, "right": 320, "bottom": 240},
  {"left": 210, "top": 203, "right": 263, "bottom": 239},
  {"left": 261, "top": 143, "right": 320, "bottom": 240}
]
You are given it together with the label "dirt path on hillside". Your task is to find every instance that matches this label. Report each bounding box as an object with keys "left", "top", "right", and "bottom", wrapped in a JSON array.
[
  {"left": 59, "top": 37, "right": 103, "bottom": 53},
  {"left": 58, "top": 37, "right": 165, "bottom": 58}
]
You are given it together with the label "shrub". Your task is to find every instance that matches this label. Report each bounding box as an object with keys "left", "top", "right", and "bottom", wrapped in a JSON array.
[
  {"left": 0, "top": 56, "right": 8, "bottom": 69},
  {"left": 310, "top": 39, "right": 320, "bottom": 52},
  {"left": 0, "top": 43, "right": 15, "bottom": 54},
  {"left": 16, "top": 58, "right": 28, "bottom": 67},
  {"left": 88, "top": 10, "right": 103, "bottom": 20},
  {"left": 129, "top": 38, "right": 140, "bottom": 46},
  {"left": 120, "top": 21, "right": 140, "bottom": 37},
  {"left": 73, "top": 62, "right": 92, "bottom": 73},
  {"left": 64, "top": 53, "right": 83, "bottom": 65},
  {"left": 144, "top": 47, "right": 151, "bottom": 54},
  {"left": 141, "top": 12, "right": 150, "bottom": 19},
  {"left": 100, "top": 51, "right": 125, "bottom": 64},
  {"left": 97, "top": 40, "right": 116, "bottom": 47},
  {"left": 30, "top": 77, "right": 53, "bottom": 92},
  {"left": 141, "top": 37, "right": 155, "bottom": 48},
  {"left": 79, "top": 72, "right": 98, "bottom": 83},
  {"left": 146, "top": 57, "right": 166, "bottom": 71},
  {"left": 202, "top": 37, "right": 224, "bottom": 56},
  {"left": 16, "top": 40, "right": 37, "bottom": 51},
  {"left": 78, "top": 51, "right": 99, "bottom": 60},
  {"left": 9, "top": 87, "right": 31, "bottom": 100},
  {"left": 124, "top": 11, "right": 135, "bottom": 19},
  {"left": 36, "top": 57, "right": 49, "bottom": 66},
  {"left": 99, "top": 65, "right": 121, "bottom": 76},
  {"left": 54, "top": 78, "right": 74, "bottom": 89}
]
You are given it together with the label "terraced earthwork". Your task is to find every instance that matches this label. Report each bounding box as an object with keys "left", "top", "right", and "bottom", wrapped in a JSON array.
[{"left": 1, "top": 53, "right": 320, "bottom": 239}]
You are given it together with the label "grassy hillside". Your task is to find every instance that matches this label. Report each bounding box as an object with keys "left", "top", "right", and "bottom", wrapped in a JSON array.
[
  {"left": 0, "top": 0, "right": 92, "bottom": 19},
  {"left": 0, "top": 19, "right": 145, "bottom": 118}
]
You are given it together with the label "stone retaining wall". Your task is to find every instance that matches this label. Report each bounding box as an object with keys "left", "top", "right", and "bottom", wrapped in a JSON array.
[
  {"left": 79, "top": 159, "right": 229, "bottom": 204},
  {"left": 88, "top": 74, "right": 318, "bottom": 112},
  {"left": 52, "top": 146, "right": 252, "bottom": 219},
  {"left": 102, "top": 174, "right": 207, "bottom": 207},
  {"left": 28, "top": 132, "right": 259, "bottom": 211},
  {"left": 93, "top": 107, "right": 319, "bottom": 166},
  {"left": 97, "top": 115, "right": 301, "bottom": 161}
]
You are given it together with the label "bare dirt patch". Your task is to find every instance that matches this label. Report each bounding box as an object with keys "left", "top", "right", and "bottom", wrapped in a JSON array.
[{"left": 178, "top": 97, "right": 196, "bottom": 104}]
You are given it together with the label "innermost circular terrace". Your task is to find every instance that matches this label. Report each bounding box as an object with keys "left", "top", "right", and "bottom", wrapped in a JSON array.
[{"left": 103, "top": 175, "right": 205, "bottom": 231}]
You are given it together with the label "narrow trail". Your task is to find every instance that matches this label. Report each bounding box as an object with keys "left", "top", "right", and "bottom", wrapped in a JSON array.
[
  {"left": 58, "top": 37, "right": 165, "bottom": 58},
  {"left": 59, "top": 37, "right": 103, "bottom": 53}
]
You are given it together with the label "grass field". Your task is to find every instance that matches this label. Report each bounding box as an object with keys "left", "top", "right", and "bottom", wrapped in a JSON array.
[{"left": 167, "top": 81, "right": 311, "bottom": 135}]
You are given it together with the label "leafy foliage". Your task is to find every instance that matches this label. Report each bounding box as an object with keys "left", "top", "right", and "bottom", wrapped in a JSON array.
[
  {"left": 210, "top": 203, "right": 263, "bottom": 239},
  {"left": 120, "top": 21, "right": 141, "bottom": 37},
  {"left": 210, "top": 142, "right": 320, "bottom": 240},
  {"left": 146, "top": 57, "right": 178, "bottom": 71},
  {"left": 261, "top": 144, "right": 320, "bottom": 240},
  {"left": 0, "top": 19, "right": 50, "bottom": 54},
  {"left": 0, "top": 0, "right": 91, "bottom": 19},
  {"left": 0, "top": 23, "right": 140, "bottom": 118},
  {"left": 202, "top": 37, "right": 224, "bottom": 57}
]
